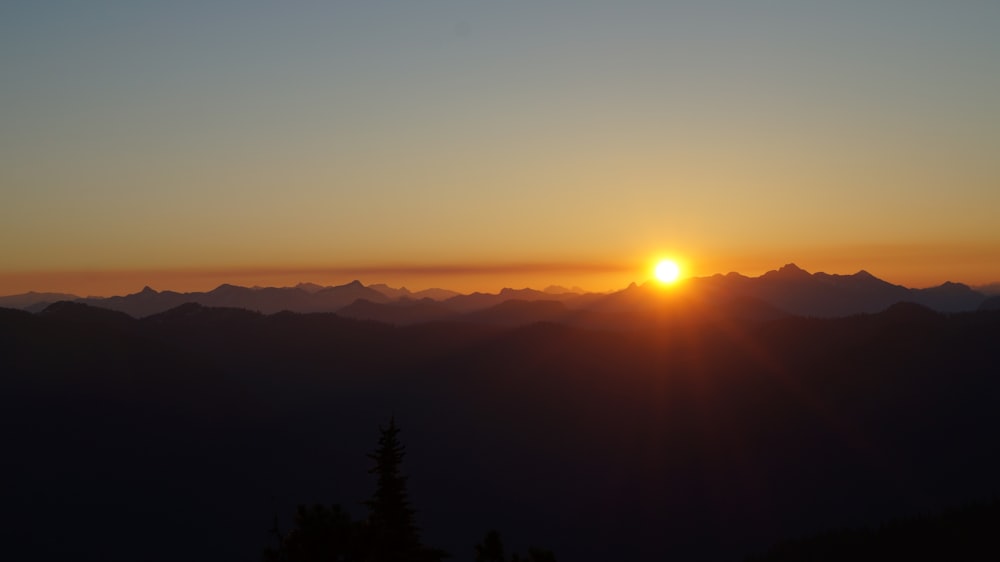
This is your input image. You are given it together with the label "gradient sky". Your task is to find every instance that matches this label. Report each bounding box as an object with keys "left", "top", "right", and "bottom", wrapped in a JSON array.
[{"left": 3, "top": 1, "right": 999, "bottom": 295}]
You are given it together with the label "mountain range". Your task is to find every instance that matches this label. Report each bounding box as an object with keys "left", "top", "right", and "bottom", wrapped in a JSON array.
[
  {"left": 3, "top": 289, "right": 999, "bottom": 561},
  {"left": 1, "top": 264, "right": 991, "bottom": 323}
]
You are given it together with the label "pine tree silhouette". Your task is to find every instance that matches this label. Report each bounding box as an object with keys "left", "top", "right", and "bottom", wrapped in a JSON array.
[
  {"left": 262, "top": 418, "right": 449, "bottom": 561},
  {"left": 365, "top": 416, "right": 447, "bottom": 562}
]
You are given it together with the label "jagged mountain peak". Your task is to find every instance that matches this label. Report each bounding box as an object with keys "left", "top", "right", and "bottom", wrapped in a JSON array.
[
  {"left": 764, "top": 263, "right": 812, "bottom": 280},
  {"left": 320, "top": 280, "right": 367, "bottom": 291}
]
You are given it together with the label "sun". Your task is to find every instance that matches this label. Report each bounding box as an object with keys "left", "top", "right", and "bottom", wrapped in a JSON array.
[{"left": 654, "top": 259, "right": 681, "bottom": 284}]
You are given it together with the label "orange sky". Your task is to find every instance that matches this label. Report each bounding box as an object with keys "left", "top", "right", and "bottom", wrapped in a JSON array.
[{"left": 3, "top": 3, "right": 999, "bottom": 297}]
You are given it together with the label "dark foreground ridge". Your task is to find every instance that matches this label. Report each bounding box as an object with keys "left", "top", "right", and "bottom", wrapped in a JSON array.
[
  {"left": 749, "top": 499, "right": 1000, "bottom": 561},
  {"left": 1, "top": 301, "right": 999, "bottom": 561}
]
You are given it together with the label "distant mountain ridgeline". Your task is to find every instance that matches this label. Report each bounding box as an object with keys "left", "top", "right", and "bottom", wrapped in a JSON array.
[{"left": 0, "top": 264, "right": 992, "bottom": 323}]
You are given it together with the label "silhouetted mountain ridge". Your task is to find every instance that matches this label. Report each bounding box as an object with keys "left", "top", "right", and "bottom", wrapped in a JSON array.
[
  {"left": 700, "top": 263, "right": 985, "bottom": 316},
  {"left": 0, "top": 265, "right": 989, "bottom": 320}
]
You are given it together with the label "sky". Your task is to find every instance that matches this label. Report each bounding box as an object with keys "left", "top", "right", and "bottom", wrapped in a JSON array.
[{"left": 3, "top": 1, "right": 999, "bottom": 295}]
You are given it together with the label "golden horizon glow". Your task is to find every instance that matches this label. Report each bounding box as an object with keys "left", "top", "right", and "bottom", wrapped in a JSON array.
[{"left": 4, "top": 247, "right": 1000, "bottom": 298}]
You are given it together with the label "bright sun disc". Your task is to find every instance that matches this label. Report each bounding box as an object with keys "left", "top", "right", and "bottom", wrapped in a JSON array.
[{"left": 655, "top": 260, "right": 681, "bottom": 283}]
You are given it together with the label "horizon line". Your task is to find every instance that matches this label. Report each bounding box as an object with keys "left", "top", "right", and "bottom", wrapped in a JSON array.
[{"left": 3, "top": 262, "right": 998, "bottom": 300}]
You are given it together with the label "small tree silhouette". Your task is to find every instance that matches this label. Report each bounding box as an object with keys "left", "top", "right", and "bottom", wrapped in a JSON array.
[
  {"left": 365, "top": 416, "right": 419, "bottom": 559},
  {"left": 364, "top": 416, "right": 447, "bottom": 562},
  {"left": 262, "top": 504, "right": 361, "bottom": 562},
  {"left": 262, "top": 417, "right": 449, "bottom": 561}
]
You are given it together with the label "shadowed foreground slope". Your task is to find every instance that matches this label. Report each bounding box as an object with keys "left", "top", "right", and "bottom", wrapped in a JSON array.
[
  {"left": 749, "top": 500, "right": 1000, "bottom": 561},
  {"left": 1, "top": 302, "right": 999, "bottom": 561}
]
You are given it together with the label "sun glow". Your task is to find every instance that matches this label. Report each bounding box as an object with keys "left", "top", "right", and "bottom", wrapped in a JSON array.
[{"left": 654, "top": 259, "right": 681, "bottom": 284}]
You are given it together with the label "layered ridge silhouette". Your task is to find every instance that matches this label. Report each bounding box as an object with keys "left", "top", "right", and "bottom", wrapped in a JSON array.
[{"left": 0, "top": 264, "right": 990, "bottom": 321}]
